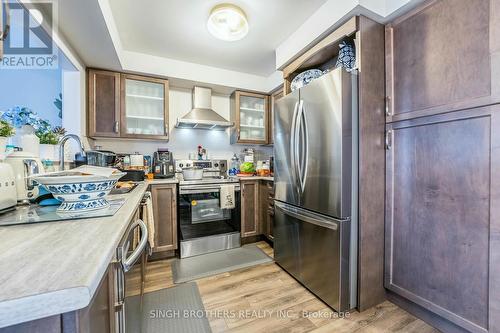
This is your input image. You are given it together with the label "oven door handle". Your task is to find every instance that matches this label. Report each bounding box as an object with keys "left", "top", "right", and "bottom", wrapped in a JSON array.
[
  {"left": 180, "top": 186, "right": 240, "bottom": 194},
  {"left": 122, "top": 219, "right": 148, "bottom": 272}
]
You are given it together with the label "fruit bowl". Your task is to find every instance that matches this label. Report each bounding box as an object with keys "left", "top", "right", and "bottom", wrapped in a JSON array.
[{"left": 32, "top": 171, "right": 125, "bottom": 212}]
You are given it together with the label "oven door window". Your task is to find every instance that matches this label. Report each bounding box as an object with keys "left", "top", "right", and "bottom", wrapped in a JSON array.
[
  {"left": 191, "top": 196, "right": 231, "bottom": 223},
  {"left": 179, "top": 190, "right": 241, "bottom": 240}
]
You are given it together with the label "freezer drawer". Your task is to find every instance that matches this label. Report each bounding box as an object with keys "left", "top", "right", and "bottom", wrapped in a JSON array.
[{"left": 274, "top": 200, "right": 351, "bottom": 312}]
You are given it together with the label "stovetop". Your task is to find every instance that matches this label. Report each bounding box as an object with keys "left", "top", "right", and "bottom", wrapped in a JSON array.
[{"left": 179, "top": 177, "right": 239, "bottom": 186}]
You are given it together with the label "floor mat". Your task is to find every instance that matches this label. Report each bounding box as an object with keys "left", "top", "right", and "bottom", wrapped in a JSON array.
[
  {"left": 125, "top": 282, "right": 212, "bottom": 333},
  {"left": 172, "top": 244, "right": 273, "bottom": 284}
]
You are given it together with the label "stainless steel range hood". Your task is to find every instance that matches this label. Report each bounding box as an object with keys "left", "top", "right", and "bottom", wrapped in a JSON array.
[{"left": 176, "top": 86, "right": 234, "bottom": 130}]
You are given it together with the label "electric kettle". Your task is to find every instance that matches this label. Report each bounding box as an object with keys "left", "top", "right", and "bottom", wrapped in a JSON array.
[
  {"left": 0, "top": 160, "right": 17, "bottom": 212},
  {"left": 5, "top": 151, "right": 45, "bottom": 204}
]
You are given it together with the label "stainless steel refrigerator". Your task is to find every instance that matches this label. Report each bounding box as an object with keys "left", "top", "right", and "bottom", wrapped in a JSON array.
[{"left": 273, "top": 68, "right": 358, "bottom": 312}]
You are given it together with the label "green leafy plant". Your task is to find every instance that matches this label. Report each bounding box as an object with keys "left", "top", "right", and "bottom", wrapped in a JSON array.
[
  {"left": 52, "top": 126, "right": 66, "bottom": 137},
  {"left": 0, "top": 120, "right": 15, "bottom": 137},
  {"left": 36, "top": 126, "right": 66, "bottom": 145},
  {"left": 37, "top": 131, "right": 59, "bottom": 145}
]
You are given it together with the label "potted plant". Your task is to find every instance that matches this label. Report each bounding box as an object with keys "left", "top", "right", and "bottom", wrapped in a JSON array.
[
  {"left": 0, "top": 120, "right": 15, "bottom": 153},
  {"left": 37, "top": 126, "right": 66, "bottom": 161},
  {"left": 0, "top": 106, "right": 46, "bottom": 156}
]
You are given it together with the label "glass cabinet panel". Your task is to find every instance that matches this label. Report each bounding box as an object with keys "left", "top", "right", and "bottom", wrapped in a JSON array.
[
  {"left": 238, "top": 95, "right": 267, "bottom": 141},
  {"left": 123, "top": 77, "right": 167, "bottom": 137}
]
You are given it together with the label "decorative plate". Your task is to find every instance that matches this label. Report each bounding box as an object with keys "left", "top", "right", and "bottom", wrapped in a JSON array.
[
  {"left": 290, "top": 69, "right": 324, "bottom": 91},
  {"left": 335, "top": 41, "right": 356, "bottom": 72}
]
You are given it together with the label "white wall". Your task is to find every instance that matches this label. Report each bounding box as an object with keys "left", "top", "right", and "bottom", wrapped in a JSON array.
[{"left": 91, "top": 87, "right": 273, "bottom": 161}]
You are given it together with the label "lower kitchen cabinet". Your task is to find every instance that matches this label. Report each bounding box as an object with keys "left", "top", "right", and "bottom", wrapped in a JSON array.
[
  {"left": 259, "top": 180, "right": 274, "bottom": 240},
  {"left": 0, "top": 265, "right": 115, "bottom": 333},
  {"left": 385, "top": 105, "right": 500, "bottom": 333},
  {"left": 241, "top": 180, "right": 260, "bottom": 237},
  {"left": 151, "top": 184, "right": 177, "bottom": 252}
]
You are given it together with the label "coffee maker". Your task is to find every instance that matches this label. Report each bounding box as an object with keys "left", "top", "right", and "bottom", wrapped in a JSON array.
[{"left": 153, "top": 149, "right": 175, "bottom": 179}]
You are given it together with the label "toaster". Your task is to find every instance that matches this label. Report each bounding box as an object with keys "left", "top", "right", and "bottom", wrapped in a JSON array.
[{"left": 0, "top": 162, "right": 17, "bottom": 212}]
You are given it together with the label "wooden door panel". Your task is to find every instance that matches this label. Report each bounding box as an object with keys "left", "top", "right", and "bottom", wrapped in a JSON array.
[
  {"left": 386, "top": 0, "right": 491, "bottom": 121},
  {"left": 241, "top": 181, "right": 259, "bottom": 237},
  {"left": 152, "top": 184, "right": 177, "bottom": 252},
  {"left": 385, "top": 108, "right": 497, "bottom": 332},
  {"left": 88, "top": 69, "right": 121, "bottom": 137}
]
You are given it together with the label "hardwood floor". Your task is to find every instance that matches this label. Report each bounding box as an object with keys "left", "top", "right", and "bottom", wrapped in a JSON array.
[{"left": 126, "top": 242, "right": 439, "bottom": 333}]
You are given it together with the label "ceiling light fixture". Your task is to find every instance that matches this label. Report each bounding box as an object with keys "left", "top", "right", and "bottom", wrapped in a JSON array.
[{"left": 207, "top": 4, "right": 248, "bottom": 42}]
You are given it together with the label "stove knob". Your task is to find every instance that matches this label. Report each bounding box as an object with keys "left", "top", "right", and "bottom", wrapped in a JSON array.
[
  {"left": 187, "top": 163, "right": 191, "bottom": 167},
  {"left": 179, "top": 163, "right": 184, "bottom": 168},
  {"left": 214, "top": 163, "right": 219, "bottom": 167}
]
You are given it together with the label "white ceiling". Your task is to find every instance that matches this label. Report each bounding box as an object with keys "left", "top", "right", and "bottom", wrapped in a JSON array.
[{"left": 108, "top": 0, "right": 328, "bottom": 76}]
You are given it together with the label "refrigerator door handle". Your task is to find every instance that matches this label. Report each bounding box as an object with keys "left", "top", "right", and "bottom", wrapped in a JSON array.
[
  {"left": 294, "top": 100, "right": 304, "bottom": 194},
  {"left": 290, "top": 101, "right": 300, "bottom": 197},
  {"left": 275, "top": 201, "right": 346, "bottom": 231},
  {"left": 296, "top": 100, "right": 308, "bottom": 193}
]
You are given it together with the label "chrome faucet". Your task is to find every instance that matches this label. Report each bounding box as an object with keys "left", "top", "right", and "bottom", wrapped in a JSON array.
[{"left": 59, "top": 134, "right": 86, "bottom": 170}]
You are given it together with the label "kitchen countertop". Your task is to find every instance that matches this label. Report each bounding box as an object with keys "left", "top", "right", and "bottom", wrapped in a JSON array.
[
  {"left": 237, "top": 176, "right": 274, "bottom": 181},
  {"left": 0, "top": 181, "right": 150, "bottom": 328},
  {"left": 148, "top": 178, "right": 179, "bottom": 184}
]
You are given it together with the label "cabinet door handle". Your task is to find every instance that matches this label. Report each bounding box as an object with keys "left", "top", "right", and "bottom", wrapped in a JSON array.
[
  {"left": 385, "top": 96, "right": 392, "bottom": 116},
  {"left": 114, "top": 121, "right": 120, "bottom": 133},
  {"left": 385, "top": 130, "right": 393, "bottom": 150}
]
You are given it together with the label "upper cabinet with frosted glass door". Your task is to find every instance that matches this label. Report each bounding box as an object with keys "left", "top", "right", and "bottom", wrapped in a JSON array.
[
  {"left": 87, "top": 69, "right": 169, "bottom": 140},
  {"left": 120, "top": 74, "right": 169, "bottom": 140},
  {"left": 230, "top": 91, "right": 269, "bottom": 144}
]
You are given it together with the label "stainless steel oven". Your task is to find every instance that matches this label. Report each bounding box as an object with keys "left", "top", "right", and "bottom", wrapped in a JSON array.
[{"left": 178, "top": 181, "right": 241, "bottom": 258}]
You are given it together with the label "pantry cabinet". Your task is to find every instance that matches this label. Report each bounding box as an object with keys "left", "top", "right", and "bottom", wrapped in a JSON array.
[
  {"left": 384, "top": 1, "right": 500, "bottom": 332},
  {"left": 230, "top": 91, "right": 270, "bottom": 145},
  {"left": 151, "top": 184, "right": 177, "bottom": 252},
  {"left": 385, "top": 0, "right": 500, "bottom": 123},
  {"left": 240, "top": 180, "right": 260, "bottom": 237},
  {"left": 87, "top": 69, "right": 169, "bottom": 140},
  {"left": 385, "top": 104, "right": 500, "bottom": 333}
]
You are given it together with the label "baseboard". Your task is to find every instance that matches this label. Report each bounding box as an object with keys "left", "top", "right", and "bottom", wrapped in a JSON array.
[
  {"left": 387, "top": 291, "right": 470, "bottom": 333},
  {"left": 148, "top": 250, "right": 177, "bottom": 261},
  {"left": 241, "top": 235, "right": 265, "bottom": 245}
]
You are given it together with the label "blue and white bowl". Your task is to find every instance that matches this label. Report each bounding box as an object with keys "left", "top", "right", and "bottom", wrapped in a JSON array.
[
  {"left": 32, "top": 172, "right": 125, "bottom": 212},
  {"left": 290, "top": 69, "right": 324, "bottom": 91}
]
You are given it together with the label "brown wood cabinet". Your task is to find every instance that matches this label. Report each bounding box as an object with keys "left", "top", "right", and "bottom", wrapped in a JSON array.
[
  {"left": 120, "top": 73, "right": 169, "bottom": 140},
  {"left": 0, "top": 265, "right": 116, "bottom": 333},
  {"left": 385, "top": 105, "right": 500, "bottom": 333},
  {"left": 240, "top": 180, "right": 260, "bottom": 237},
  {"left": 151, "top": 184, "right": 177, "bottom": 252},
  {"left": 230, "top": 91, "right": 270, "bottom": 145},
  {"left": 259, "top": 180, "right": 274, "bottom": 240},
  {"left": 87, "top": 69, "right": 121, "bottom": 138},
  {"left": 268, "top": 87, "right": 283, "bottom": 145},
  {"left": 87, "top": 69, "right": 169, "bottom": 140},
  {"left": 385, "top": 0, "right": 500, "bottom": 123}
]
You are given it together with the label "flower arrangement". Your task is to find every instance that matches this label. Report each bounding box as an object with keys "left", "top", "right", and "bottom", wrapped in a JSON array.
[
  {"left": 0, "top": 106, "right": 49, "bottom": 130},
  {"left": 36, "top": 125, "right": 66, "bottom": 145},
  {"left": 0, "top": 120, "right": 15, "bottom": 137}
]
